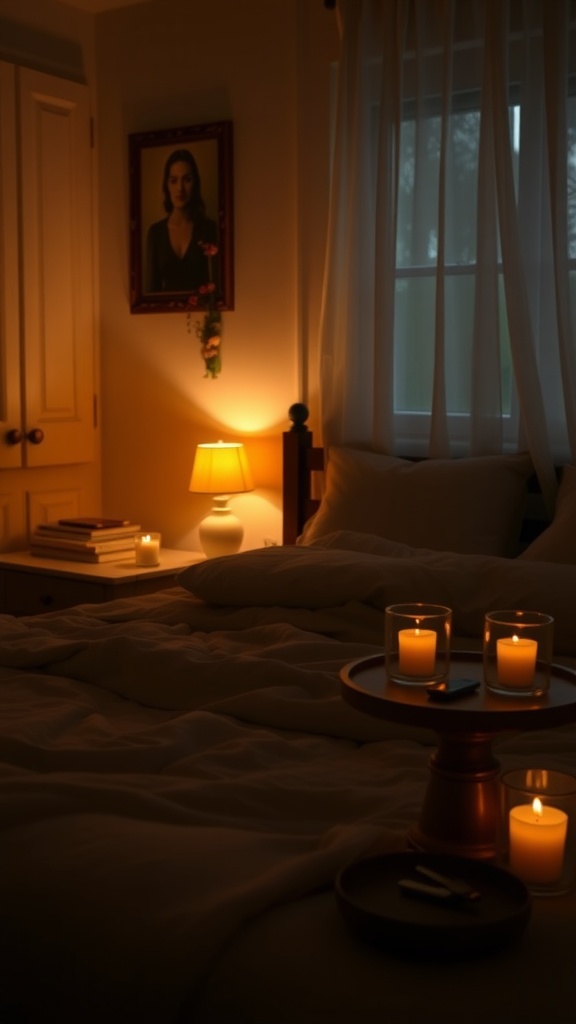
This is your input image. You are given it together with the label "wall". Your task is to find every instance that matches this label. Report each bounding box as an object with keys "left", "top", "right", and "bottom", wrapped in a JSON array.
[
  {"left": 95, "top": 0, "right": 338, "bottom": 552},
  {"left": 0, "top": 0, "right": 338, "bottom": 553},
  {"left": 0, "top": 0, "right": 95, "bottom": 78}
]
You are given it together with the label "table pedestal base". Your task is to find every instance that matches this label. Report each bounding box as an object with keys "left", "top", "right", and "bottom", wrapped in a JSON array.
[
  {"left": 407, "top": 731, "right": 501, "bottom": 860},
  {"left": 341, "top": 652, "right": 576, "bottom": 860}
]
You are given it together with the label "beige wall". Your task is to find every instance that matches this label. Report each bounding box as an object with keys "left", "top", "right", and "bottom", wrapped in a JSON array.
[
  {"left": 0, "top": 0, "right": 95, "bottom": 79},
  {"left": 1, "top": 0, "right": 338, "bottom": 551},
  {"left": 96, "top": 0, "right": 338, "bottom": 551}
]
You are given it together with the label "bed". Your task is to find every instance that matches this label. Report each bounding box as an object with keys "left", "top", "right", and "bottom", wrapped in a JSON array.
[{"left": 1, "top": 406, "right": 576, "bottom": 1023}]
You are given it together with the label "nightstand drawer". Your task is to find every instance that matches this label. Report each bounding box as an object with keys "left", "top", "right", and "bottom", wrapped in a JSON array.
[
  {"left": 1, "top": 569, "right": 107, "bottom": 615},
  {"left": 0, "top": 549, "right": 203, "bottom": 616}
]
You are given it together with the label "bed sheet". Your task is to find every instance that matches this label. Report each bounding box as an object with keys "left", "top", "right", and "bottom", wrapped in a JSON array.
[{"left": 0, "top": 541, "right": 574, "bottom": 1023}]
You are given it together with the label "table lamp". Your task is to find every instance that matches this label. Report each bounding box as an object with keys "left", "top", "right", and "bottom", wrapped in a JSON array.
[{"left": 189, "top": 440, "right": 254, "bottom": 557}]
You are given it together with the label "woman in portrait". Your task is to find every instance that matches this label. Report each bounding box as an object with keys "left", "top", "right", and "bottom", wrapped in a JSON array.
[{"left": 145, "top": 148, "right": 219, "bottom": 294}]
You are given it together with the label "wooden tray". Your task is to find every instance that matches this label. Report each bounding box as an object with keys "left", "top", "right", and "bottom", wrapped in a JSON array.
[{"left": 336, "top": 852, "right": 531, "bottom": 959}]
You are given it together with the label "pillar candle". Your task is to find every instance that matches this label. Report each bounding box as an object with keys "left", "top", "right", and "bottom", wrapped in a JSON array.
[
  {"left": 497, "top": 635, "right": 537, "bottom": 688},
  {"left": 134, "top": 534, "right": 160, "bottom": 566},
  {"left": 509, "top": 798, "right": 568, "bottom": 884},
  {"left": 398, "top": 628, "right": 436, "bottom": 676}
]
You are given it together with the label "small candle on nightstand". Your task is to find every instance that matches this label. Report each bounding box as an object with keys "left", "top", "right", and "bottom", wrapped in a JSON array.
[
  {"left": 509, "top": 798, "right": 568, "bottom": 884},
  {"left": 134, "top": 533, "right": 161, "bottom": 566},
  {"left": 398, "top": 628, "right": 437, "bottom": 676}
]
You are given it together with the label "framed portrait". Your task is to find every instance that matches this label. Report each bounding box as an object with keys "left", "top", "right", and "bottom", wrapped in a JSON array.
[{"left": 129, "top": 120, "right": 233, "bottom": 313}]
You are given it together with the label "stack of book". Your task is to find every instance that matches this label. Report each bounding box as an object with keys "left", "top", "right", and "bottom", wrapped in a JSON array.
[{"left": 30, "top": 517, "right": 142, "bottom": 563}]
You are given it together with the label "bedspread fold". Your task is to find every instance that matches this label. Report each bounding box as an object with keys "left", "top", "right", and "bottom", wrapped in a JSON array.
[{"left": 0, "top": 542, "right": 574, "bottom": 1022}]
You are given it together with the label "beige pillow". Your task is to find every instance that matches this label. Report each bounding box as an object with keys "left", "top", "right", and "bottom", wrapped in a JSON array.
[
  {"left": 177, "top": 542, "right": 576, "bottom": 655},
  {"left": 520, "top": 465, "right": 576, "bottom": 563},
  {"left": 298, "top": 447, "right": 533, "bottom": 556}
]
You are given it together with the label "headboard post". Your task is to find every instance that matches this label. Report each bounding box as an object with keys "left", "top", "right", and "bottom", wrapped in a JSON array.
[{"left": 282, "top": 404, "right": 324, "bottom": 544}]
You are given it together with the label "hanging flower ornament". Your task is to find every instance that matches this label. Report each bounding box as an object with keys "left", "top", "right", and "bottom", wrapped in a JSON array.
[{"left": 186, "top": 242, "right": 222, "bottom": 379}]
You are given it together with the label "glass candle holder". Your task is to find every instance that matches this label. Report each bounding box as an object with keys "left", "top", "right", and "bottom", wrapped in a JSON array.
[
  {"left": 500, "top": 768, "right": 576, "bottom": 896},
  {"left": 385, "top": 603, "right": 451, "bottom": 686},
  {"left": 134, "top": 532, "right": 161, "bottom": 566},
  {"left": 483, "top": 610, "right": 553, "bottom": 697}
]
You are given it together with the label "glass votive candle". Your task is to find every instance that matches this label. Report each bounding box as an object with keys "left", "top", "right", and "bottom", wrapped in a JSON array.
[
  {"left": 134, "top": 532, "right": 161, "bottom": 566},
  {"left": 500, "top": 768, "right": 576, "bottom": 896},
  {"left": 384, "top": 603, "right": 451, "bottom": 686},
  {"left": 483, "top": 610, "right": 553, "bottom": 697}
]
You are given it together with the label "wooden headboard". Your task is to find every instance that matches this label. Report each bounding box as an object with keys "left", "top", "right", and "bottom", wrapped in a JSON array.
[
  {"left": 282, "top": 403, "right": 554, "bottom": 549},
  {"left": 282, "top": 404, "right": 324, "bottom": 544}
]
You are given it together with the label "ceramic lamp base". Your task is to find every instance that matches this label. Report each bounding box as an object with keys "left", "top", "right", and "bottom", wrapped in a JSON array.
[{"left": 199, "top": 495, "right": 244, "bottom": 558}]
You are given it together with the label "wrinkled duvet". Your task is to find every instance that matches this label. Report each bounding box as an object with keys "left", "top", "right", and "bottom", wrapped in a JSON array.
[{"left": 0, "top": 536, "right": 575, "bottom": 1024}]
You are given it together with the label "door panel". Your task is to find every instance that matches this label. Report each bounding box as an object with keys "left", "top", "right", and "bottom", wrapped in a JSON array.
[
  {"left": 0, "top": 62, "right": 22, "bottom": 470},
  {"left": 19, "top": 67, "right": 95, "bottom": 467}
]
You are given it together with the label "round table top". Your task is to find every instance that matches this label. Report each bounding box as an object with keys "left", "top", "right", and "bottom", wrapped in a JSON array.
[{"left": 341, "top": 651, "right": 576, "bottom": 734}]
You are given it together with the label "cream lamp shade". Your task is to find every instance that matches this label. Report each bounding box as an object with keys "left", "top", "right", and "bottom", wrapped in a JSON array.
[{"left": 189, "top": 441, "right": 254, "bottom": 558}]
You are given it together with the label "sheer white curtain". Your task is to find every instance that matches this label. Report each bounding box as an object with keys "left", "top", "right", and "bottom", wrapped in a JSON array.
[{"left": 319, "top": 0, "right": 576, "bottom": 508}]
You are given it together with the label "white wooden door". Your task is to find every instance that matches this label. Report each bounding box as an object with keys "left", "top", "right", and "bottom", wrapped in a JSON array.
[
  {"left": 18, "top": 66, "right": 96, "bottom": 468},
  {"left": 0, "top": 62, "right": 22, "bottom": 470}
]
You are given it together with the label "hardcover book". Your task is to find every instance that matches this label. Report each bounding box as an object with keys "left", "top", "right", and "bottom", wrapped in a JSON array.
[
  {"left": 58, "top": 517, "right": 132, "bottom": 530},
  {"left": 31, "top": 533, "right": 138, "bottom": 554},
  {"left": 30, "top": 545, "right": 135, "bottom": 564},
  {"left": 36, "top": 521, "right": 141, "bottom": 541}
]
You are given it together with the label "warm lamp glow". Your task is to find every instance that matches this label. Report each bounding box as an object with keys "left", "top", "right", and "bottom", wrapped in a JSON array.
[
  {"left": 189, "top": 441, "right": 254, "bottom": 558},
  {"left": 189, "top": 440, "right": 254, "bottom": 494}
]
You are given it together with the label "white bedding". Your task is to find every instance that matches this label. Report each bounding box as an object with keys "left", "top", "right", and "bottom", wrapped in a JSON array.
[{"left": 0, "top": 539, "right": 575, "bottom": 1023}]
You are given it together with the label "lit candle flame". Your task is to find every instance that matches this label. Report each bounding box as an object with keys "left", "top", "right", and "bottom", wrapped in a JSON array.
[{"left": 532, "top": 797, "right": 543, "bottom": 819}]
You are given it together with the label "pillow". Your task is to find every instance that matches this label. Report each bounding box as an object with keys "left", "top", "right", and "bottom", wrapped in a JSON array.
[
  {"left": 177, "top": 543, "right": 576, "bottom": 655},
  {"left": 519, "top": 465, "right": 576, "bottom": 563},
  {"left": 307, "top": 530, "right": 437, "bottom": 559},
  {"left": 178, "top": 545, "right": 389, "bottom": 609},
  {"left": 298, "top": 447, "right": 533, "bottom": 556}
]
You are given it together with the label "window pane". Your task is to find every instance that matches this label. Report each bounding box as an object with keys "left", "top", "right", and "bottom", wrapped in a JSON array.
[
  {"left": 394, "top": 273, "right": 512, "bottom": 415},
  {"left": 397, "top": 110, "right": 481, "bottom": 268},
  {"left": 498, "top": 276, "right": 513, "bottom": 417},
  {"left": 393, "top": 276, "right": 435, "bottom": 411},
  {"left": 568, "top": 98, "right": 576, "bottom": 259}
]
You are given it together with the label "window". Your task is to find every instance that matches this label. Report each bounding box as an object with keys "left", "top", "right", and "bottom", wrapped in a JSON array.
[
  {"left": 320, "top": 0, "right": 576, "bottom": 482},
  {"left": 394, "top": 103, "right": 517, "bottom": 443}
]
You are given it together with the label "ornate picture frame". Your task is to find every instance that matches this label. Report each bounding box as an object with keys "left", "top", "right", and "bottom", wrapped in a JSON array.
[{"left": 129, "top": 120, "right": 233, "bottom": 313}]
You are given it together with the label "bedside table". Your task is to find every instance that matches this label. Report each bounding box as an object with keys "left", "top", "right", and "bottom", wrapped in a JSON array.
[{"left": 0, "top": 549, "right": 205, "bottom": 616}]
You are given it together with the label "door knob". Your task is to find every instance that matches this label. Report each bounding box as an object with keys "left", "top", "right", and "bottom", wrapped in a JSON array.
[
  {"left": 6, "top": 428, "right": 23, "bottom": 445},
  {"left": 27, "top": 428, "right": 45, "bottom": 445}
]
